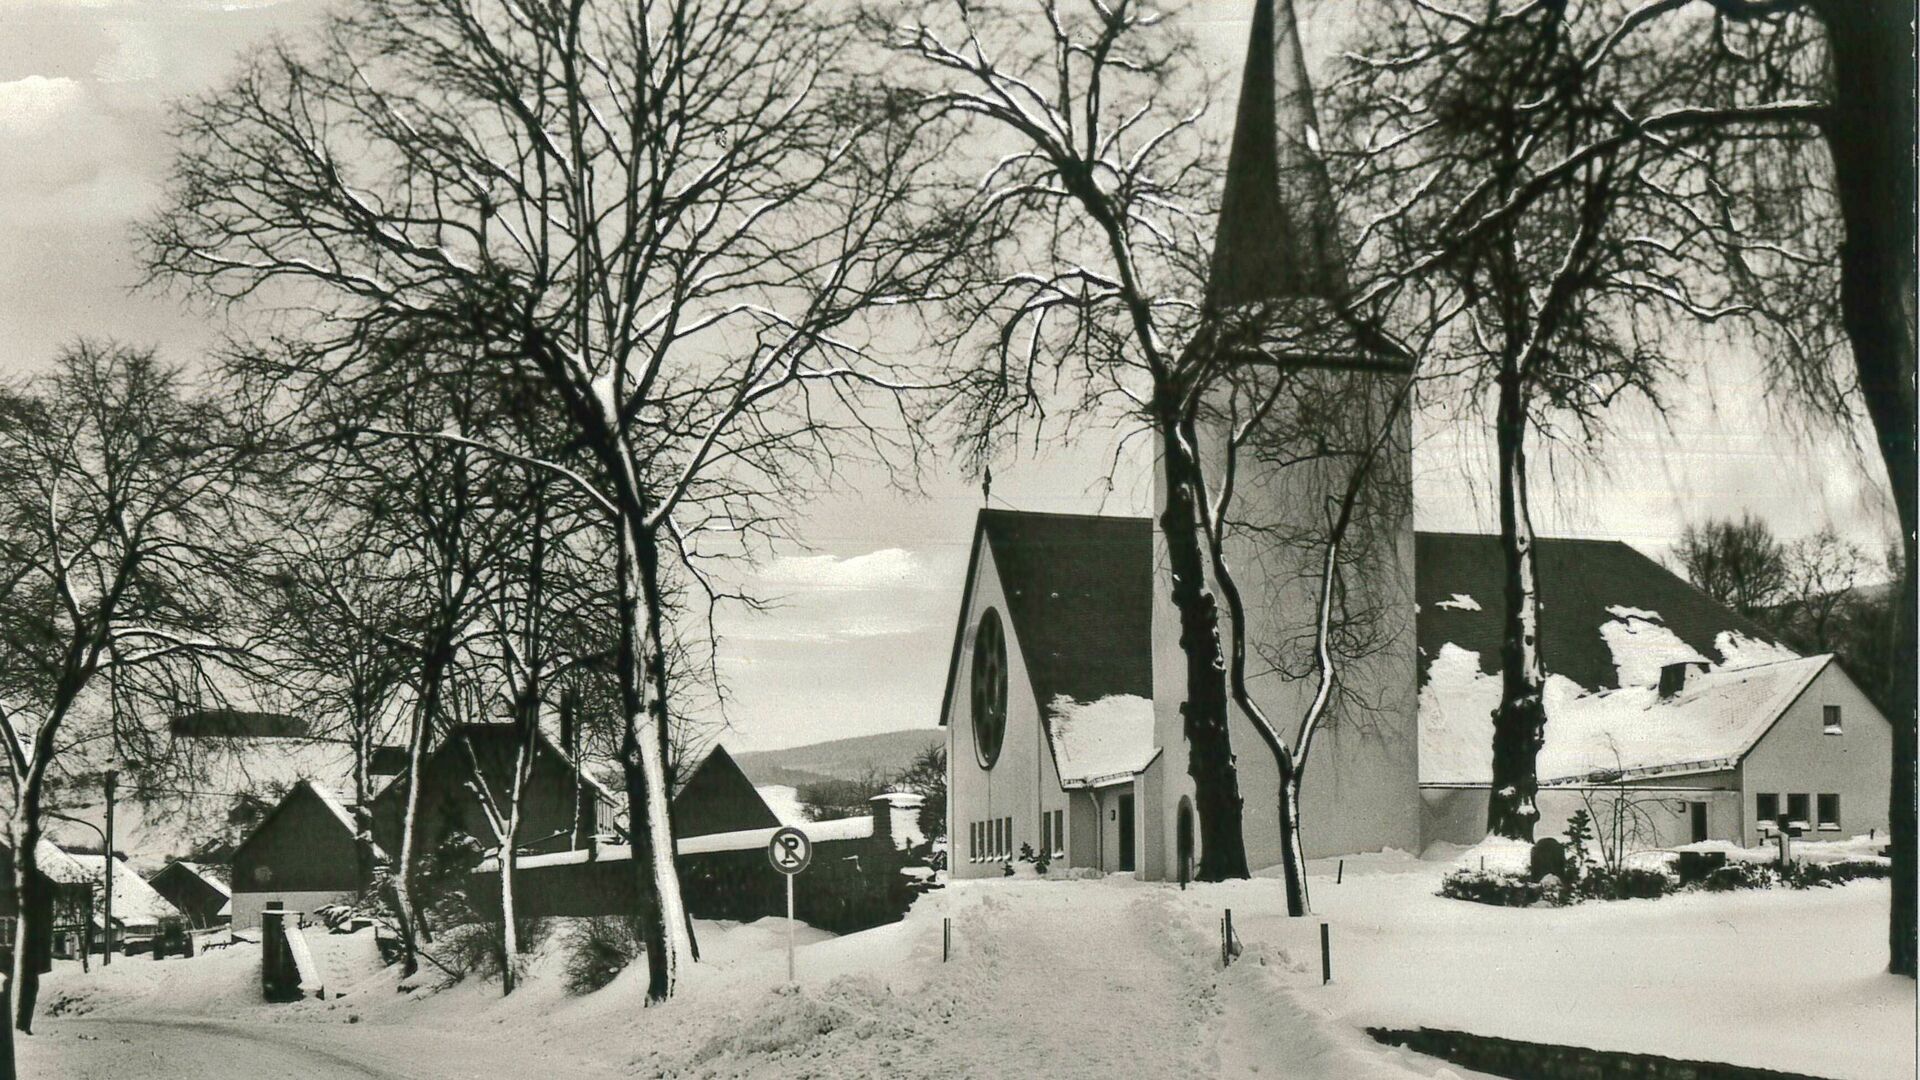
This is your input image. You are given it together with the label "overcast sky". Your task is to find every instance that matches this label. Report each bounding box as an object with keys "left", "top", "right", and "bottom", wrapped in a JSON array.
[{"left": 0, "top": 0, "right": 1893, "bottom": 753}]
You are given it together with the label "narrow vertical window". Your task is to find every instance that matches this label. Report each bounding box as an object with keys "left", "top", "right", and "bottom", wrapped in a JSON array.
[
  {"left": 1786, "top": 793, "right": 1810, "bottom": 828},
  {"left": 1041, "top": 810, "right": 1053, "bottom": 856},
  {"left": 1817, "top": 794, "right": 1841, "bottom": 831},
  {"left": 1823, "top": 705, "right": 1843, "bottom": 734}
]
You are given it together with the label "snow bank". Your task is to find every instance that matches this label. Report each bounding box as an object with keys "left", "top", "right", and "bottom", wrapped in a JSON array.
[{"left": 1207, "top": 855, "right": 1911, "bottom": 1080}]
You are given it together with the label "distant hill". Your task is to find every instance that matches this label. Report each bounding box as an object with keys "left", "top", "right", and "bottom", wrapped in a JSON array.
[{"left": 732, "top": 729, "right": 944, "bottom": 788}]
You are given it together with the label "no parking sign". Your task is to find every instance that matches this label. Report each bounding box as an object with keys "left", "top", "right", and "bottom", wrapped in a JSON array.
[
  {"left": 767, "top": 826, "right": 810, "bottom": 983},
  {"left": 768, "top": 826, "right": 812, "bottom": 875}
]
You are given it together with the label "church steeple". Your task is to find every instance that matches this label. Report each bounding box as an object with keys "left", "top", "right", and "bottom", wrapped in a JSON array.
[{"left": 1206, "top": 0, "right": 1346, "bottom": 310}]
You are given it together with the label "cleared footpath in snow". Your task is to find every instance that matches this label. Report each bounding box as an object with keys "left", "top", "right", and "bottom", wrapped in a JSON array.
[{"left": 21, "top": 876, "right": 1460, "bottom": 1080}]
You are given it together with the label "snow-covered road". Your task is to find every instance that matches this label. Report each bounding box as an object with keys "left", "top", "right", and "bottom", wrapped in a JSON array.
[{"left": 26, "top": 1015, "right": 630, "bottom": 1080}]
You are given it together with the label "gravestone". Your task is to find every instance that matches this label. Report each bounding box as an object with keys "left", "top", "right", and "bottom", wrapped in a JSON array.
[{"left": 1528, "top": 838, "right": 1567, "bottom": 882}]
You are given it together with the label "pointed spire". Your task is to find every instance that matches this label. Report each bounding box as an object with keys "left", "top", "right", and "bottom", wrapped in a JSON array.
[{"left": 1206, "top": 0, "right": 1346, "bottom": 310}]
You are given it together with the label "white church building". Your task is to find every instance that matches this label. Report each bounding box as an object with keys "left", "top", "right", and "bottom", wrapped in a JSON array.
[{"left": 940, "top": 0, "right": 1891, "bottom": 881}]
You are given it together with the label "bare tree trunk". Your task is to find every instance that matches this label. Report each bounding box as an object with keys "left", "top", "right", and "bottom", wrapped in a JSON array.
[
  {"left": 1158, "top": 408, "right": 1251, "bottom": 882},
  {"left": 351, "top": 722, "right": 377, "bottom": 902},
  {"left": 1812, "top": 0, "right": 1917, "bottom": 979},
  {"left": 614, "top": 517, "right": 694, "bottom": 1002},
  {"left": 1488, "top": 365, "right": 1547, "bottom": 840},
  {"left": 392, "top": 675, "right": 436, "bottom": 976},
  {"left": 497, "top": 847, "right": 518, "bottom": 995},
  {"left": 9, "top": 781, "right": 47, "bottom": 1035}
]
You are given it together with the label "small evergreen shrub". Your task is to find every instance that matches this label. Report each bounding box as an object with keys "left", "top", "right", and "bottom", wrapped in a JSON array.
[
  {"left": 1018, "top": 842, "right": 1050, "bottom": 875},
  {"left": 1439, "top": 869, "right": 1544, "bottom": 907},
  {"left": 563, "top": 916, "right": 647, "bottom": 995}
]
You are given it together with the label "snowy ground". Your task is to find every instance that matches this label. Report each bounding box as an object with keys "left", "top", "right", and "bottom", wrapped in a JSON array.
[{"left": 20, "top": 850, "right": 1914, "bottom": 1079}]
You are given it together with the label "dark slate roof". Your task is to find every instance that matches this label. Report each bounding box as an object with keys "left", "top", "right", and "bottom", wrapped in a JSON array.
[
  {"left": 1415, "top": 532, "right": 1787, "bottom": 691},
  {"left": 939, "top": 510, "right": 1154, "bottom": 725},
  {"left": 670, "top": 745, "right": 781, "bottom": 838}
]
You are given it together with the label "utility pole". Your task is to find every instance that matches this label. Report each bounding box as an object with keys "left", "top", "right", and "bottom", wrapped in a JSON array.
[{"left": 101, "top": 770, "right": 116, "bottom": 966}]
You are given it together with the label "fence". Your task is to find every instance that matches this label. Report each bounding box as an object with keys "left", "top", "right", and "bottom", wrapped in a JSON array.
[{"left": 469, "top": 799, "right": 925, "bottom": 936}]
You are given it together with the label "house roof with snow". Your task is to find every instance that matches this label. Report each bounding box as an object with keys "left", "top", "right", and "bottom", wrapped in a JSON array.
[
  {"left": 938, "top": 510, "right": 1154, "bottom": 729},
  {"left": 1415, "top": 532, "right": 1790, "bottom": 691},
  {"left": 1421, "top": 652, "right": 1842, "bottom": 786},
  {"left": 1045, "top": 694, "right": 1160, "bottom": 788},
  {"left": 66, "top": 853, "right": 182, "bottom": 930}
]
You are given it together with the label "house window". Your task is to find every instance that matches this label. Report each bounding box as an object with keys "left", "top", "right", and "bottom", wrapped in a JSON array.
[
  {"left": 1756, "top": 793, "right": 1779, "bottom": 825},
  {"left": 1786, "top": 793, "right": 1810, "bottom": 829},
  {"left": 1818, "top": 794, "right": 1841, "bottom": 831},
  {"left": 1041, "top": 811, "right": 1054, "bottom": 857},
  {"left": 1051, "top": 809, "right": 1065, "bottom": 856},
  {"left": 969, "top": 821, "right": 979, "bottom": 862},
  {"left": 1004, "top": 816, "right": 1013, "bottom": 859},
  {"left": 1823, "top": 705, "right": 1843, "bottom": 734}
]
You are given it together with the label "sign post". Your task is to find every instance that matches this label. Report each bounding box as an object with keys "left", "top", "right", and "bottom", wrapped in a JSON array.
[{"left": 767, "top": 826, "right": 812, "bottom": 984}]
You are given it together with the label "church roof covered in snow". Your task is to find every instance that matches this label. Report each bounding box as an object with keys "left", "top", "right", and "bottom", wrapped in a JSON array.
[
  {"left": 1415, "top": 532, "right": 1790, "bottom": 692},
  {"left": 1421, "top": 652, "right": 1838, "bottom": 785},
  {"left": 1045, "top": 694, "right": 1159, "bottom": 788},
  {"left": 939, "top": 510, "right": 1154, "bottom": 727}
]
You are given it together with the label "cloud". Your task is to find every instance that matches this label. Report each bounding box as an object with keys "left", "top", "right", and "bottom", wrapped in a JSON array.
[
  {"left": 753, "top": 547, "right": 934, "bottom": 591},
  {"left": 0, "top": 75, "right": 83, "bottom": 134}
]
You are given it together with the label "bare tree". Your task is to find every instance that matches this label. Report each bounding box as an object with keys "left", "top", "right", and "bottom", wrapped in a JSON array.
[
  {"left": 144, "top": 0, "right": 980, "bottom": 1000},
  {"left": 1675, "top": 513, "right": 1792, "bottom": 618},
  {"left": 0, "top": 343, "right": 260, "bottom": 1059},
  {"left": 882, "top": 0, "right": 1260, "bottom": 879},
  {"left": 1330, "top": 1, "right": 1821, "bottom": 841}
]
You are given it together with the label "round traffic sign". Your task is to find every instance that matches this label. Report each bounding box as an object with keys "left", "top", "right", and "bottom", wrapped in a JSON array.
[{"left": 768, "top": 826, "right": 812, "bottom": 875}]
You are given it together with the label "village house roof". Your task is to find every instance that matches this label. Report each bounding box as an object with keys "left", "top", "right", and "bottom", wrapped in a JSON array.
[
  {"left": 1415, "top": 532, "right": 1790, "bottom": 691},
  {"left": 233, "top": 779, "right": 386, "bottom": 866},
  {"left": 938, "top": 510, "right": 1154, "bottom": 730},
  {"left": 1420, "top": 651, "right": 1842, "bottom": 786},
  {"left": 66, "top": 852, "right": 182, "bottom": 930}
]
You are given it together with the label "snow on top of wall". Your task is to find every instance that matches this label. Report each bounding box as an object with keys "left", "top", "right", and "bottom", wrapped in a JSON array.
[
  {"left": 1045, "top": 694, "right": 1157, "bottom": 787},
  {"left": 1434, "top": 593, "right": 1482, "bottom": 612},
  {"left": 1420, "top": 646, "right": 1833, "bottom": 785},
  {"left": 66, "top": 853, "right": 182, "bottom": 928},
  {"left": 1598, "top": 607, "right": 1709, "bottom": 686},
  {"left": 1714, "top": 630, "right": 1799, "bottom": 670}
]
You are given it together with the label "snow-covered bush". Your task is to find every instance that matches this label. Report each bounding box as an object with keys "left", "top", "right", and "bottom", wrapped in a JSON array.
[
  {"left": 1018, "top": 842, "right": 1050, "bottom": 875},
  {"left": 563, "top": 916, "right": 646, "bottom": 995},
  {"left": 1795, "top": 859, "right": 1891, "bottom": 887},
  {"left": 1439, "top": 869, "right": 1545, "bottom": 907},
  {"left": 1578, "top": 865, "right": 1674, "bottom": 901},
  {"left": 1701, "top": 861, "right": 1779, "bottom": 891}
]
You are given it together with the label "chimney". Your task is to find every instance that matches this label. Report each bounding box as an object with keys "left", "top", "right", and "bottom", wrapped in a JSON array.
[
  {"left": 868, "top": 792, "right": 927, "bottom": 851},
  {"left": 1658, "top": 660, "right": 1709, "bottom": 698}
]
